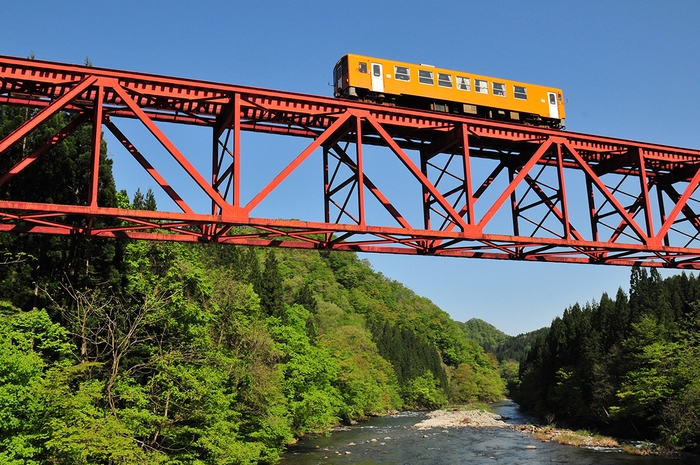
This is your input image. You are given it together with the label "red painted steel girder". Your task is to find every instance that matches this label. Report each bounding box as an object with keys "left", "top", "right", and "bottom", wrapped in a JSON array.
[{"left": 2, "top": 55, "right": 700, "bottom": 268}]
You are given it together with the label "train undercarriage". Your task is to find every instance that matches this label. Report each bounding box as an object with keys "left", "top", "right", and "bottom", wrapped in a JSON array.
[{"left": 340, "top": 86, "right": 564, "bottom": 129}]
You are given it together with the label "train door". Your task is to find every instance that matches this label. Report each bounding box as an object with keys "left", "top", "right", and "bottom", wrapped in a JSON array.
[
  {"left": 547, "top": 92, "right": 559, "bottom": 119},
  {"left": 371, "top": 62, "right": 384, "bottom": 93}
]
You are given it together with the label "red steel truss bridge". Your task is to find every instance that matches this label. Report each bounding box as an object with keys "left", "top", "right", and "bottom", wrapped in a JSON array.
[{"left": 1, "top": 55, "right": 700, "bottom": 269}]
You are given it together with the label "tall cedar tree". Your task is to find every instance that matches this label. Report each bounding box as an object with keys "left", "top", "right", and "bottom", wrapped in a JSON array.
[
  {"left": 256, "top": 250, "right": 285, "bottom": 320},
  {"left": 0, "top": 105, "right": 124, "bottom": 309}
]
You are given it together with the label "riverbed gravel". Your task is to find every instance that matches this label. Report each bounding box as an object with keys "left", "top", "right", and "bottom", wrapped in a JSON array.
[{"left": 413, "top": 408, "right": 509, "bottom": 429}]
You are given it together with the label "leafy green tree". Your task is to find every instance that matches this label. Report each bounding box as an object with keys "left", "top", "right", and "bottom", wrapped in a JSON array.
[
  {"left": 499, "top": 360, "right": 520, "bottom": 396},
  {"left": 401, "top": 372, "right": 448, "bottom": 409},
  {"left": 449, "top": 363, "right": 479, "bottom": 402},
  {"left": 611, "top": 315, "right": 677, "bottom": 434},
  {"left": 0, "top": 304, "right": 73, "bottom": 464},
  {"left": 38, "top": 364, "right": 165, "bottom": 465},
  {"left": 271, "top": 304, "right": 342, "bottom": 433},
  {"left": 660, "top": 303, "right": 700, "bottom": 448},
  {"left": 320, "top": 324, "right": 401, "bottom": 419}
]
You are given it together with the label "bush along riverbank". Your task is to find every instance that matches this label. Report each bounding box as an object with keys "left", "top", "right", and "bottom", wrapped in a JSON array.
[{"left": 412, "top": 405, "right": 688, "bottom": 459}]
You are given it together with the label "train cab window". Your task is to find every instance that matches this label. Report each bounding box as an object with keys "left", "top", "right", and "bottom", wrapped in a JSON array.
[
  {"left": 334, "top": 65, "right": 341, "bottom": 84},
  {"left": 418, "top": 70, "right": 434, "bottom": 85},
  {"left": 438, "top": 73, "right": 452, "bottom": 88},
  {"left": 475, "top": 79, "right": 488, "bottom": 94},
  {"left": 372, "top": 64, "right": 381, "bottom": 77},
  {"left": 359, "top": 62, "right": 367, "bottom": 73},
  {"left": 492, "top": 82, "right": 506, "bottom": 97},
  {"left": 456, "top": 76, "right": 471, "bottom": 91},
  {"left": 549, "top": 93, "right": 556, "bottom": 105},
  {"left": 514, "top": 85, "right": 527, "bottom": 100},
  {"left": 395, "top": 66, "right": 410, "bottom": 81}
]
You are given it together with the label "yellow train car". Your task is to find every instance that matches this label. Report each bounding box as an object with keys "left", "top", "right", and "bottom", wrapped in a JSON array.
[{"left": 333, "top": 54, "right": 566, "bottom": 129}]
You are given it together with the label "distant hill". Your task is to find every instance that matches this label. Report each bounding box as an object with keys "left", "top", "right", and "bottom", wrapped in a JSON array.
[
  {"left": 458, "top": 318, "right": 509, "bottom": 354},
  {"left": 459, "top": 318, "right": 547, "bottom": 362},
  {"left": 495, "top": 327, "right": 548, "bottom": 362}
]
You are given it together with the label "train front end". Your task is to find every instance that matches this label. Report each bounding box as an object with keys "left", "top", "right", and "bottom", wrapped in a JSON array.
[{"left": 333, "top": 55, "right": 350, "bottom": 98}]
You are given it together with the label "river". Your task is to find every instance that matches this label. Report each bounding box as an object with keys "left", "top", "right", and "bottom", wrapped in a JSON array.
[{"left": 279, "top": 400, "right": 695, "bottom": 464}]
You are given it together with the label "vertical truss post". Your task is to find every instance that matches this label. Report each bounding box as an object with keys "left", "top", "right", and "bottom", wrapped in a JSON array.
[
  {"left": 508, "top": 165, "right": 520, "bottom": 237},
  {"left": 355, "top": 115, "right": 365, "bottom": 226},
  {"left": 232, "top": 94, "right": 241, "bottom": 208},
  {"left": 554, "top": 141, "right": 570, "bottom": 239},
  {"left": 208, "top": 126, "right": 223, "bottom": 237},
  {"left": 88, "top": 84, "right": 104, "bottom": 210},
  {"left": 212, "top": 94, "right": 241, "bottom": 215},
  {"left": 420, "top": 148, "right": 431, "bottom": 231},
  {"left": 323, "top": 143, "right": 330, "bottom": 226},
  {"left": 635, "top": 147, "right": 655, "bottom": 238},
  {"left": 657, "top": 185, "right": 670, "bottom": 247},
  {"left": 461, "top": 123, "right": 474, "bottom": 225},
  {"left": 586, "top": 173, "right": 599, "bottom": 242}
]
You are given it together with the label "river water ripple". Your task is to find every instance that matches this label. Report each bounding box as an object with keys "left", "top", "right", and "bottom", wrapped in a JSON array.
[{"left": 279, "top": 401, "right": 693, "bottom": 464}]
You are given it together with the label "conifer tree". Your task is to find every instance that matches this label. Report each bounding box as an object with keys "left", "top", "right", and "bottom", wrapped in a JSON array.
[
  {"left": 257, "top": 250, "right": 285, "bottom": 320},
  {"left": 294, "top": 282, "right": 317, "bottom": 312},
  {"left": 0, "top": 105, "right": 123, "bottom": 308},
  {"left": 131, "top": 187, "right": 157, "bottom": 211}
]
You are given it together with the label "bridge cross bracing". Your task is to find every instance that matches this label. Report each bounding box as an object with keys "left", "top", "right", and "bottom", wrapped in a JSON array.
[{"left": 1, "top": 55, "right": 700, "bottom": 268}]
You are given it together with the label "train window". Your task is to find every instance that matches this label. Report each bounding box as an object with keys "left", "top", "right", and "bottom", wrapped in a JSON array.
[
  {"left": 334, "top": 65, "right": 341, "bottom": 84},
  {"left": 359, "top": 62, "right": 367, "bottom": 73},
  {"left": 514, "top": 86, "right": 527, "bottom": 100},
  {"left": 373, "top": 64, "right": 381, "bottom": 77},
  {"left": 395, "top": 66, "right": 410, "bottom": 81},
  {"left": 456, "top": 76, "right": 471, "bottom": 91},
  {"left": 492, "top": 82, "right": 506, "bottom": 97},
  {"left": 438, "top": 73, "right": 452, "bottom": 88},
  {"left": 418, "top": 70, "right": 434, "bottom": 85},
  {"left": 549, "top": 93, "right": 556, "bottom": 105},
  {"left": 475, "top": 79, "right": 488, "bottom": 94}
]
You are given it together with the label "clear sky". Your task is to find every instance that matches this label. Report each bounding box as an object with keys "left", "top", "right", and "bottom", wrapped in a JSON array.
[{"left": 3, "top": 1, "right": 700, "bottom": 335}]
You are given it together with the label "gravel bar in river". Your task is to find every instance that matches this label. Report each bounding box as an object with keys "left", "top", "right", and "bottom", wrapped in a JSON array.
[{"left": 413, "top": 408, "right": 508, "bottom": 429}]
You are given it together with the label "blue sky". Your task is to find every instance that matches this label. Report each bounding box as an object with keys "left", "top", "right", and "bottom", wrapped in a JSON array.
[{"left": 3, "top": 1, "right": 700, "bottom": 335}]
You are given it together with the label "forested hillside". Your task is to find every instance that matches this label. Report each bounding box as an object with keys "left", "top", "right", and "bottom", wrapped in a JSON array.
[
  {"left": 0, "top": 104, "right": 505, "bottom": 464},
  {"left": 459, "top": 318, "right": 509, "bottom": 355},
  {"left": 517, "top": 267, "right": 700, "bottom": 451},
  {"left": 459, "top": 318, "right": 545, "bottom": 363},
  {"left": 459, "top": 318, "right": 546, "bottom": 396}
]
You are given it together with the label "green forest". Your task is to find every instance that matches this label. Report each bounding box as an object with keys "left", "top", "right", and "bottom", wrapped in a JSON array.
[
  {"left": 4, "top": 101, "right": 700, "bottom": 463},
  {"left": 516, "top": 266, "right": 700, "bottom": 451},
  {"left": 0, "top": 104, "right": 505, "bottom": 464}
]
